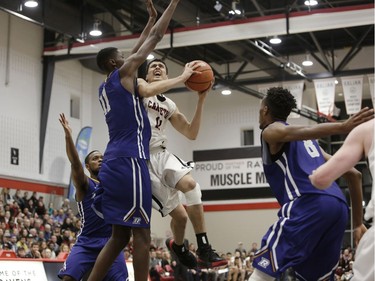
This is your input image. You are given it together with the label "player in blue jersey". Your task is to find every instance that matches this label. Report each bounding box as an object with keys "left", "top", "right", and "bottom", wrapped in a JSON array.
[
  {"left": 310, "top": 119, "right": 374, "bottom": 281},
  {"left": 88, "top": 1, "right": 199, "bottom": 280},
  {"left": 249, "top": 87, "right": 374, "bottom": 281},
  {"left": 57, "top": 113, "right": 128, "bottom": 281}
]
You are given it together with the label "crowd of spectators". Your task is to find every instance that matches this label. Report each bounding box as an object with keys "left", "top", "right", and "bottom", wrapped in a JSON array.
[
  {"left": 0, "top": 188, "right": 78, "bottom": 259},
  {"left": 0, "top": 187, "right": 358, "bottom": 281}
]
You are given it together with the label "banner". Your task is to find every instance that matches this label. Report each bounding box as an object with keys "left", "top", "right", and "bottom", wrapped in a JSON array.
[
  {"left": 341, "top": 76, "right": 363, "bottom": 114},
  {"left": 192, "top": 147, "right": 275, "bottom": 206},
  {"left": 313, "top": 78, "right": 336, "bottom": 116},
  {"left": 68, "top": 126, "right": 93, "bottom": 201},
  {"left": 0, "top": 260, "right": 48, "bottom": 281},
  {"left": 257, "top": 83, "right": 279, "bottom": 95},
  {"left": 368, "top": 74, "right": 374, "bottom": 107},
  {"left": 282, "top": 81, "right": 304, "bottom": 118}
]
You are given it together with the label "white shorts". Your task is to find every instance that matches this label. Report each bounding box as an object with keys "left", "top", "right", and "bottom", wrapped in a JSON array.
[{"left": 149, "top": 148, "right": 193, "bottom": 217}]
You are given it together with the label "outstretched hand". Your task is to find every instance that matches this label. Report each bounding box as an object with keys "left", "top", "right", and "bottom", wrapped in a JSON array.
[
  {"left": 342, "top": 107, "right": 374, "bottom": 133},
  {"left": 59, "top": 113, "right": 72, "bottom": 136}
]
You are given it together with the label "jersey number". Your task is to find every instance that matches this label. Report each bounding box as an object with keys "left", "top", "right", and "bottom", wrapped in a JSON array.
[
  {"left": 155, "top": 117, "right": 162, "bottom": 130},
  {"left": 303, "top": 140, "right": 320, "bottom": 158},
  {"left": 99, "top": 88, "right": 111, "bottom": 115}
]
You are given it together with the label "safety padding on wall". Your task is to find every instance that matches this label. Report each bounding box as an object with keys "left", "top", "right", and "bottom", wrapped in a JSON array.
[{"left": 0, "top": 250, "right": 17, "bottom": 258}]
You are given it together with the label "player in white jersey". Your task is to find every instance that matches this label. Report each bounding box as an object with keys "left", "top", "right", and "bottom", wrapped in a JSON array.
[
  {"left": 310, "top": 119, "right": 374, "bottom": 281},
  {"left": 143, "top": 59, "right": 227, "bottom": 269}
]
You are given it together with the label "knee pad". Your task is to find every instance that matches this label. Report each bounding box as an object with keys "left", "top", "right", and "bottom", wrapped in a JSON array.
[{"left": 184, "top": 183, "right": 202, "bottom": 206}]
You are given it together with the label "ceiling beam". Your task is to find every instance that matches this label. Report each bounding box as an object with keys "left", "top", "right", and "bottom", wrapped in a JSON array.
[{"left": 43, "top": 4, "right": 374, "bottom": 56}]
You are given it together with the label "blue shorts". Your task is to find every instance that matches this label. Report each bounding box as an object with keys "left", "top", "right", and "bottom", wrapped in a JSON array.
[
  {"left": 96, "top": 157, "right": 152, "bottom": 228},
  {"left": 58, "top": 236, "right": 128, "bottom": 280},
  {"left": 253, "top": 194, "right": 348, "bottom": 281}
]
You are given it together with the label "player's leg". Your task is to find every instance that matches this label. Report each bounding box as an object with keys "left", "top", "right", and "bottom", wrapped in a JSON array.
[
  {"left": 169, "top": 204, "right": 188, "bottom": 245},
  {"left": 132, "top": 227, "right": 151, "bottom": 281},
  {"left": 166, "top": 204, "right": 197, "bottom": 268},
  {"left": 87, "top": 225, "right": 132, "bottom": 281},
  {"left": 176, "top": 174, "right": 226, "bottom": 268}
]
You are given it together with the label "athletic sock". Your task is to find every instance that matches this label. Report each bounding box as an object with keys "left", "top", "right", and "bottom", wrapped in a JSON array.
[{"left": 196, "top": 233, "right": 209, "bottom": 249}]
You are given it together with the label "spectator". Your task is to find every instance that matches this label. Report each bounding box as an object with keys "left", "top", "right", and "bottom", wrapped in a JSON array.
[
  {"left": 16, "top": 246, "right": 27, "bottom": 258},
  {"left": 16, "top": 235, "right": 28, "bottom": 252},
  {"left": 13, "top": 190, "right": 25, "bottom": 210},
  {"left": 61, "top": 198, "right": 70, "bottom": 213},
  {"left": 48, "top": 236, "right": 59, "bottom": 256},
  {"left": 25, "top": 241, "right": 41, "bottom": 258},
  {"left": 22, "top": 192, "right": 29, "bottom": 205},
  {"left": 1, "top": 188, "right": 12, "bottom": 205},
  {"left": 35, "top": 201, "right": 46, "bottom": 217},
  {"left": 43, "top": 223, "right": 52, "bottom": 241},
  {"left": 30, "top": 192, "right": 38, "bottom": 207},
  {"left": 9, "top": 234, "right": 17, "bottom": 252},
  {"left": 41, "top": 248, "right": 53, "bottom": 259}
]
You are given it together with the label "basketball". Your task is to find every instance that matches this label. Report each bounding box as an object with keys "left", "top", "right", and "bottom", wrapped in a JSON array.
[{"left": 185, "top": 60, "right": 214, "bottom": 92}]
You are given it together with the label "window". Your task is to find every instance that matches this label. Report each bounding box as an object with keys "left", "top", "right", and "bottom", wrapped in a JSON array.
[
  {"left": 241, "top": 129, "right": 254, "bottom": 146},
  {"left": 70, "top": 95, "right": 80, "bottom": 119}
]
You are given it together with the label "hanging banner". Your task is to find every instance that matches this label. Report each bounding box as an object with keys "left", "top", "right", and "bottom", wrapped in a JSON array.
[
  {"left": 313, "top": 78, "right": 336, "bottom": 116},
  {"left": 257, "top": 83, "right": 279, "bottom": 95},
  {"left": 282, "top": 81, "right": 304, "bottom": 118},
  {"left": 68, "top": 126, "right": 93, "bottom": 201},
  {"left": 341, "top": 76, "right": 363, "bottom": 114},
  {"left": 368, "top": 74, "right": 374, "bottom": 107}
]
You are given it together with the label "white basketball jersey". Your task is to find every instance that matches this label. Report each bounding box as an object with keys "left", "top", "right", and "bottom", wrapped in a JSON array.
[
  {"left": 365, "top": 138, "right": 374, "bottom": 221},
  {"left": 144, "top": 95, "right": 177, "bottom": 149}
]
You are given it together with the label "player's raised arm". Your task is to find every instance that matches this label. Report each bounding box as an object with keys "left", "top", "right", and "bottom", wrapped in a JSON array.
[{"left": 59, "top": 113, "right": 88, "bottom": 199}]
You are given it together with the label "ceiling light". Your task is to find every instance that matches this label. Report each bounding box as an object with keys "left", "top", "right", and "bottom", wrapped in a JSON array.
[
  {"left": 304, "top": 0, "right": 318, "bottom": 6},
  {"left": 269, "top": 35, "right": 282, "bottom": 44},
  {"left": 89, "top": 20, "right": 102, "bottom": 37},
  {"left": 335, "top": 79, "right": 339, "bottom": 84},
  {"left": 302, "top": 55, "right": 313, "bottom": 66},
  {"left": 214, "top": 1, "right": 223, "bottom": 12},
  {"left": 231, "top": 1, "right": 242, "bottom": 15},
  {"left": 221, "top": 89, "right": 232, "bottom": 95},
  {"left": 24, "top": 0, "right": 38, "bottom": 8},
  {"left": 147, "top": 54, "right": 155, "bottom": 60}
]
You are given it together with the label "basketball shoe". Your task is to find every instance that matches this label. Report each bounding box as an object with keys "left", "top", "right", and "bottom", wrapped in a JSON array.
[
  {"left": 196, "top": 244, "right": 228, "bottom": 268},
  {"left": 165, "top": 238, "right": 197, "bottom": 268}
]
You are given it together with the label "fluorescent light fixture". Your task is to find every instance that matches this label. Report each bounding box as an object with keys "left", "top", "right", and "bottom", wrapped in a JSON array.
[
  {"left": 304, "top": 0, "right": 318, "bottom": 6},
  {"left": 302, "top": 55, "right": 313, "bottom": 66},
  {"left": 147, "top": 54, "right": 155, "bottom": 60},
  {"left": 231, "top": 1, "right": 242, "bottom": 15},
  {"left": 221, "top": 89, "right": 232, "bottom": 95},
  {"left": 24, "top": 0, "right": 38, "bottom": 8},
  {"left": 89, "top": 20, "right": 102, "bottom": 37},
  {"left": 214, "top": 1, "right": 223, "bottom": 12},
  {"left": 335, "top": 79, "right": 339, "bottom": 84},
  {"left": 269, "top": 35, "right": 281, "bottom": 44}
]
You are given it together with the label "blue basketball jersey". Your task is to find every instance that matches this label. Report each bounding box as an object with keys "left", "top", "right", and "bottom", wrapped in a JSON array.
[
  {"left": 76, "top": 178, "right": 111, "bottom": 238},
  {"left": 99, "top": 69, "right": 151, "bottom": 159},
  {"left": 261, "top": 122, "right": 347, "bottom": 206}
]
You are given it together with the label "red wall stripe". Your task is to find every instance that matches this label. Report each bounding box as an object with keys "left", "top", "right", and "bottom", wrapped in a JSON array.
[
  {"left": 203, "top": 202, "right": 280, "bottom": 212},
  {"left": 0, "top": 178, "right": 65, "bottom": 196}
]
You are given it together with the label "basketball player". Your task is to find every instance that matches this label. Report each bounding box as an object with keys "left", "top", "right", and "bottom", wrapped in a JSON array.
[
  {"left": 310, "top": 119, "right": 374, "bottom": 281},
  {"left": 88, "top": 1, "right": 199, "bottom": 280},
  {"left": 57, "top": 113, "right": 128, "bottom": 281},
  {"left": 142, "top": 59, "right": 227, "bottom": 269},
  {"left": 249, "top": 87, "right": 374, "bottom": 281}
]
